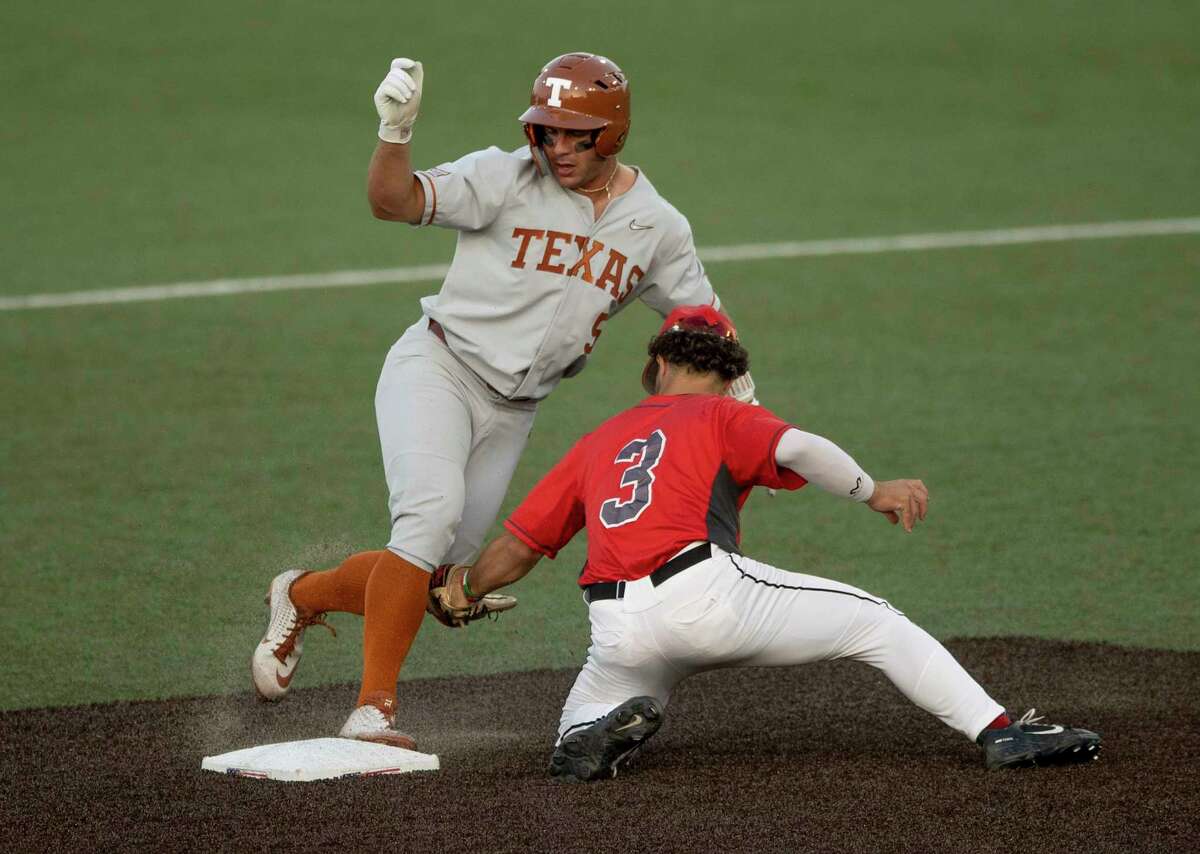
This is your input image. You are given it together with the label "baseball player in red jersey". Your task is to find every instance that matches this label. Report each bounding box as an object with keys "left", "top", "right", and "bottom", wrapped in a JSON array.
[
  {"left": 431, "top": 305, "right": 1102, "bottom": 779},
  {"left": 250, "top": 54, "right": 757, "bottom": 747}
]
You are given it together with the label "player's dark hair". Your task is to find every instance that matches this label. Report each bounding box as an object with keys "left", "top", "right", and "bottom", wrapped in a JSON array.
[{"left": 648, "top": 329, "right": 750, "bottom": 382}]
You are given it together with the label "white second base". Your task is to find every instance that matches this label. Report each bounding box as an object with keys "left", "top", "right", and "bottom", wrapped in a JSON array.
[{"left": 201, "top": 737, "right": 440, "bottom": 781}]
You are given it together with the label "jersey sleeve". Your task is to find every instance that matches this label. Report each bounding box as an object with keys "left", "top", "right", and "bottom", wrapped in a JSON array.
[
  {"left": 412, "top": 146, "right": 517, "bottom": 231},
  {"left": 636, "top": 210, "right": 721, "bottom": 316},
  {"left": 503, "top": 439, "right": 588, "bottom": 559},
  {"left": 717, "top": 399, "right": 808, "bottom": 490}
]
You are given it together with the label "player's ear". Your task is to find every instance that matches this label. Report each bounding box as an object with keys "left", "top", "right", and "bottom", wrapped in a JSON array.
[{"left": 654, "top": 356, "right": 669, "bottom": 393}]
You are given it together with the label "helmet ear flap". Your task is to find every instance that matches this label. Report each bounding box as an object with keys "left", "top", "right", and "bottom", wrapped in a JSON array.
[
  {"left": 593, "top": 120, "right": 628, "bottom": 158},
  {"left": 524, "top": 124, "right": 545, "bottom": 175}
]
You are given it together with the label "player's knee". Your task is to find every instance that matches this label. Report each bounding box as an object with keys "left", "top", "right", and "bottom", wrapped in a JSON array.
[
  {"left": 385, "top": 465, "right": 466, "bottom": 566},
  {"left": 873, "top": 606, "right": 924, "bottom": 651},
  {"left": 846, "top": 600, "right": 914, "bottom": 656}
]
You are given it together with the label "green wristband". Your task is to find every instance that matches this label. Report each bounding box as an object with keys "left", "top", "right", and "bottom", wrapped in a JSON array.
[{"left": 460, "top": 567, "right": 481, "bottom": 603}]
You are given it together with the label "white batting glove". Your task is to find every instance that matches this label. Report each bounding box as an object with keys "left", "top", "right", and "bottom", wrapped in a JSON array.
[
  {"left": 374, "top": 58, "right": 424, "bottom": 144},
  {"left": 727, "top": 372, "right": 757, "bottom": 405}
]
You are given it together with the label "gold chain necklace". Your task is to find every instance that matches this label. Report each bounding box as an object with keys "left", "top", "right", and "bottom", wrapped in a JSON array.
[{"left": 576, "top": 162, "right": 618, "bottom": 203}]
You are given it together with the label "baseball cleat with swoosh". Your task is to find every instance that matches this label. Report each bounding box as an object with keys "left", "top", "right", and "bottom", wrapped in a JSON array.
[
  {"left": 550, "top": 696, "right": 663, "bottom": 782},
  {"left": 251, "top": 569, "right": 336, "bottom": 702},
  {"left": 978, "top": 708, "right": 1102, "bottom": 770},
  {"left": 339, "top": 693, "right": 417, "bottom": 750}
]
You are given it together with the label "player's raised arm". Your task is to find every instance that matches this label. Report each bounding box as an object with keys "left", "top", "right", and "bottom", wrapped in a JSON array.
[{"left": 367, "top": 57, "right": 427, "bottom": 223}]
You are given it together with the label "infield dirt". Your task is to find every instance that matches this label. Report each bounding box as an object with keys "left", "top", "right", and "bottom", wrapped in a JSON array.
[{"left": 3, "top": 637, "right": 1195, "bottom": 853}]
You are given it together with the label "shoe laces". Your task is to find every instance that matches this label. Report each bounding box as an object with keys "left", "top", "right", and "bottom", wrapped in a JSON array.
[
  {"left": 274, "top": 612, "right": 336, "bottom": 661},
  {"left": 1015, "top": 708, "right": 1045, "bottom": 726}
]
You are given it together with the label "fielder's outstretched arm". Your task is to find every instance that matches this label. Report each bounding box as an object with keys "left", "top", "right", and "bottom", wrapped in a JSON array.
[
  {"left": 438, "top": 531, "right": 543, "bottom": 614},
  {"left": 774, "top": 428, "right": 929, "bottom": 532}
]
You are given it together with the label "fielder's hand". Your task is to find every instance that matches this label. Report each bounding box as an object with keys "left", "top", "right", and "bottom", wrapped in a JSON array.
[
  {"left": 427, "top": 563, "right": 517, "bottom": 628},
  {"left": 867, "top": 479, "right": 929, "bottom": 533},
  {"left": 374, "top": 58, "right": 424, "bottom": 144}
]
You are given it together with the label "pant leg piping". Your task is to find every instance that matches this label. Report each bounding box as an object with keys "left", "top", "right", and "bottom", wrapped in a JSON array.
[{"left": 725, "top": 554, "right": 904, "bottom": 616}]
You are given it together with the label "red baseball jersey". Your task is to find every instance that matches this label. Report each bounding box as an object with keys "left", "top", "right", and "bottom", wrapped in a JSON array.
[{"left": 504, "top": 394, "right": 807, "bottom": 585}]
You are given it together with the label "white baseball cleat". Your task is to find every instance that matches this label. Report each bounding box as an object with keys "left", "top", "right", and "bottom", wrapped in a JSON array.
[
  {"left": 251, "top": 569, "right": 334, "bottom": 701},
  {"left": 338, "top": 694, "right": 417, "bottom": 750}
]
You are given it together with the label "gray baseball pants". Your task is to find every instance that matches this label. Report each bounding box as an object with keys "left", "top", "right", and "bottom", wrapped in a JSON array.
[{"left": 375, "top": 319, "right": 538, "bottom": 571}]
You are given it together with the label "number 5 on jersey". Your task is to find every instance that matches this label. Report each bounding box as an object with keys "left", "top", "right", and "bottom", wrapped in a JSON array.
[{"left": 599, "top": 430, "right": 667, "bottom": 528}]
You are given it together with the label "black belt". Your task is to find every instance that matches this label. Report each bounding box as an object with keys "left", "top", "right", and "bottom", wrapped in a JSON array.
[{"left": 583, "top": 543, "right": 712, "bottom": 603}]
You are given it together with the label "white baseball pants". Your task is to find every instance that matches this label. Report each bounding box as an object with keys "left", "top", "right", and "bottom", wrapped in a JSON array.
[{"left": 558, "top": 544, "right": 1005, "bottom": 743}]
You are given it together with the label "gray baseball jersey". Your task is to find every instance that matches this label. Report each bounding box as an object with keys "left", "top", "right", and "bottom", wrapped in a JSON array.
[{"left": 413, "top": 145, "right": 721, "bottom": 400}]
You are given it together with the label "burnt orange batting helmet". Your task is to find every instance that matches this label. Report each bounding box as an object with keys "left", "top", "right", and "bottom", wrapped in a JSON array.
[
  {"left": 641, "top": 305, "right": 740, "bottom": 394},
  {"left": 519, "top": 53, "right": 631, "bottom": 158}
]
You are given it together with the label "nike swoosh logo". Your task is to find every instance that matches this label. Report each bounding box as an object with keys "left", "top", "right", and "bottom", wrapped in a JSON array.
[
  {"left": 614, "top": 714, "right": 643, "bottom": 732},
  {"left": 1030, "top": 725, "right": 1064, "bottom": 735},
  {"left": 629, "top": 220, "right": 654, "bottom": 231},
  {"left": 275, "top": 669, "right": 294, "bottom": 689}
]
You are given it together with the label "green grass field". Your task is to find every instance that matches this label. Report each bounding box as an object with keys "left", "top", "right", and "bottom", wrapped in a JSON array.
[{"left": 2, "top": 0, "right": 1197, "bottom": 711}]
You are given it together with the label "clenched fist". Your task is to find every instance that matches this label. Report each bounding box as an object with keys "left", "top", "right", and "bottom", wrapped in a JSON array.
[{"left": 374, "top": 58, "right": 424, "bottom": 144}]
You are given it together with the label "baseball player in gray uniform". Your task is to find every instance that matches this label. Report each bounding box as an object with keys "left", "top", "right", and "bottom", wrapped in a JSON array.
[{"left": 250, "top": 52, "right": 755, "bottom": 747}]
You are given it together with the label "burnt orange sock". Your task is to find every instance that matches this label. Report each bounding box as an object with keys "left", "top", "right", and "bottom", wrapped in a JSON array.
[
  {"left": 357, "top": 550, "right": 430, "bottom": 707},
  {"left": 290, "top": 550, "right": 386, "bottom": 616}
]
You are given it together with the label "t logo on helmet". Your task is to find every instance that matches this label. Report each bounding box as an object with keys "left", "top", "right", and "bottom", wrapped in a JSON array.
[{"left": 545, "top": 77, "right": 572, "bottom": 107}]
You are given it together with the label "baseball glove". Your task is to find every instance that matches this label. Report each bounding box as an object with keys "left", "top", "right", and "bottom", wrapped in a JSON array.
[{"left": 427, "top": 563, "right": 517, "bottom": 628}]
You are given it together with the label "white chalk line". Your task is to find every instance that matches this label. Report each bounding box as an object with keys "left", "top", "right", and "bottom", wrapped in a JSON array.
[{"left": 2, "top": 216, "right": 1198, "bottom": 312}]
